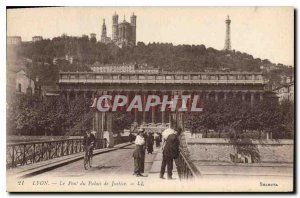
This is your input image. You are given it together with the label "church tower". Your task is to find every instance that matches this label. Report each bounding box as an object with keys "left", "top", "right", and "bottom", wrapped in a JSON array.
[
  {"left": 223, "top": 15, "right": 232, "bottom": 51},
  {"left": 130, "top": 12, "right": 137, "bottom": 45},
  {"left": 101, "top": 19, "right": 107, "bottom": 43},
  {"left": 112, "top": 12, "right": 119, "bottom": 42}
]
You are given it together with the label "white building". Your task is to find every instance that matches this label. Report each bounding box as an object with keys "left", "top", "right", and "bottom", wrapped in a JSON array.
[
  {"left": 91, "top": 63, "right": 159, "bottom": 73},
  {"left": 7, "top": 36, "right": 22, "bottom": 45},
  {"left": 15, "top": 69, "right": 35, "bottom": 94},
  {"left": 273, "top": 82, "right": 294, "bottom": 102},
  {"left": 32, "top": 36, "right": 43, "bottom": 42}
]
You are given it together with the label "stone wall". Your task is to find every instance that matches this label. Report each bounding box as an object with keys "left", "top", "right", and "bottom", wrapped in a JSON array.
[{"left": 186, "top": 138, "right": 294, "bottom": 163}]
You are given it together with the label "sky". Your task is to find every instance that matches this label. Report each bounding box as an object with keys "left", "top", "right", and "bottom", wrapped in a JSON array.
[{"left": 7, "top": 7, "right": 294, "bottom": 66}]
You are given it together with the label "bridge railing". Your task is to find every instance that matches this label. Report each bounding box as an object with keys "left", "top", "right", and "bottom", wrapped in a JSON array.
[
  {"left": 176, "top": 133, "right": 201, "bottom": 180},
  {"left": 6, "top": 138, "right": 107, "bottom": 169},
  {"left": 114, "top": 136, "right": 129, "bottom": 145}
]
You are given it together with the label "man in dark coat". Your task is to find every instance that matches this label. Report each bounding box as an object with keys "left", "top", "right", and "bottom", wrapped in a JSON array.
[
  {"left": 147, "top": 132, "right": 154, "bottom": 154},
  {"left": 160, "top": 128, "right": 180, "bottom": 179},
  {"left": 83, "top": 131, "right": 96, "bottom": 163},
  {"left": 140, "top": 131, "right": 147, "bottom": 173},
  {"left": 132, "top": 129, "right": 145, "bottom": 176}
]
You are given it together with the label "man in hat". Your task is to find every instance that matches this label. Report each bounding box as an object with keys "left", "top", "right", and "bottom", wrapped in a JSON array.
[
  {"left": 132, "top": 128, "right": 145, "bottom": 177},
  {"left": 160, "top": 127, "right": 181, "bottom": 179},
  {"left": 83, "top": 130, "right": 96, "bottom": 164}
]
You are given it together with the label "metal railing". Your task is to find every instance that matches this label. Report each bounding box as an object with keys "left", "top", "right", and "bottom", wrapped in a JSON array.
[
  {"left": 176, "top": 149, "right": 201, "bottom": 180},
  {"left": 6, "top": 138, "right": 107, "bottom": 169},
  {"left": 114, "top": 136, "right": 130, "bottom": 145},
  {"left": 175, "top": 134, "right": 201, "bottom": 180}
]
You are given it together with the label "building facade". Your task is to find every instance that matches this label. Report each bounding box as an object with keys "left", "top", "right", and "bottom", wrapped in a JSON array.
[
  {"left": 32, "top": 36, "right": 43, "bottom": 42},
  {"left": 101, "top": 12, "right": 137, "bottom": 47},
  {"left": 273, "top": 82, "right": 294, "bottom": 102},
  {"left": 7, "top": 36, "right": 22, "bottom": 45},
  {"left": 7, "top": 69, "right": 35, "bottom": 95},
  {"left": 90, "top": 63, "right": 159, "bottom": 73}
]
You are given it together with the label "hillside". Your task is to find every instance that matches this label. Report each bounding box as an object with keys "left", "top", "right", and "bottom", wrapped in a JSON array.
[{"left": 7, "top": 35, "right": 294, "bottom": 86}]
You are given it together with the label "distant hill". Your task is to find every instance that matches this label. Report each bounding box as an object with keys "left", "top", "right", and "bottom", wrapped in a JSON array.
[{"left": 7, "top": 35, "right": 293, "bottom": 87}]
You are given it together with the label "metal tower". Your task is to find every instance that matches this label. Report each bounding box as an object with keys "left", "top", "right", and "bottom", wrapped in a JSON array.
[{"left": 224, "top": 15, "right": 232, "bottom": 51}]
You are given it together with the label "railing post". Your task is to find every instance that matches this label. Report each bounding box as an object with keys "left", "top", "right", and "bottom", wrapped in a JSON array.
[
  {"left": 41, "top": 143, "right": 44, "bottom": 160},
  {"left": 49, "top": 142, "right": 52, "bottom": 159},
  {"left": 67, "top": 140, "right": 69, "bottom": 155},
  {"left": 61, "top": 141, "right": 64, "bottom": 156},
  {"left": 11, "top": 146, "right": 15, "bottom": 168},
  {"left": 55, "top": 142, "right": 58, "bottom": 157},
  {"left": 33, "top": 144, "right": 36, "bottom": 164},
  {"left": 23, "top": 145, "right": 26, "bottom": 165},
  {"left": 71, "top": 140, "right": 74, "bottom": 154}
]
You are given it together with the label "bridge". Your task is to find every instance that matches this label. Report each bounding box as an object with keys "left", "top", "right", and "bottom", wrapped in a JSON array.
[
  {"left": 7, "top": 135, "right": 198, "bottom": 184},
  {"left": 7, "top": 70, "right": 288, "bottom": 192},
  {"left": 7, "top": 133, "right": 292, "bottom": 192}
]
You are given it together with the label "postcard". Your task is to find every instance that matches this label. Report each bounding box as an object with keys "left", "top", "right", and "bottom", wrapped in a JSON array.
[{"left": 6, "top": 6, "right": 294, "bottom": 192}]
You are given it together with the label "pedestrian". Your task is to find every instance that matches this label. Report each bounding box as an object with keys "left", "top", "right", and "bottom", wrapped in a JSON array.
[
  {"left": 132, "top": 128, "right": 145, "bottom": 177},
  {"left": 147, "top": 132, "right": 154, "bottom": 154},
  {"left": 160, "top": 127, "right": 181, "bottom": 180},
  {"left": 154, "top": 133, "right": 160, "bottom": 147},
  {"left": 141, "top": 130, "right": 147, "bottom": 173}
]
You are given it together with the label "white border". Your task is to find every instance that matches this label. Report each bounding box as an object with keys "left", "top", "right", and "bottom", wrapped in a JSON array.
[{"left": 0, "top": 0, "right": 298, "bottom": 197}]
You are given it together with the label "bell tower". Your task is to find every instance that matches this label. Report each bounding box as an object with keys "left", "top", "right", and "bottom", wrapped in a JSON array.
[{"left": 112, "top": 12, "right": 119, "bottom": 42}]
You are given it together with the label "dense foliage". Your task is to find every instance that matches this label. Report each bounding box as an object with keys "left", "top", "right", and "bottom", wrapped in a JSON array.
[
  {"left": 7, "top": 35, "right": 293, "bottom": 87},
  {"left": 184, "top": 99, "right": 294, "bottom": 139},
  {"left": 7, "top": 94, "right": 135, "bottom": 136}
]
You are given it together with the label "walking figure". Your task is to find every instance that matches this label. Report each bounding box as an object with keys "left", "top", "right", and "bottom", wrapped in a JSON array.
[
  {"left": 132, "top": 128, "right": 145, "bottom": 177},
  {"left": 160, "top": 127, "right": 181, "bottom": 179},
  {"left": 147, "top": 132, "right": 154, "bottom": 154}
]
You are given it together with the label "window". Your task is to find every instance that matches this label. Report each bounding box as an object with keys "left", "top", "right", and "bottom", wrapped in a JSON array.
[
  {"left": 148, "top": 76, "right": 154, "bottom": 80},
  {"left": 246, "top": 75, "right": 253, "bottom": 80},
  {"left": 130, "top": 75, "right": 137, "bottom": 80},
  {"left": 219, "top": 75, "right": 227, "bottom": 80},
  {"left": 175, "top": 75, "right": 183, "bottom": 80},
  {"left": 61, "top": 75, "right": 68, "bottom": 79},
  {"left": 237, "top": 75, "right": 244, "bottom": 80},
  {"left": 201, "top": 75, "right": 207, "bottom": 80},
  {"left": 209, "top": 75, "right": 216, "bottom": 80},
  {"left": 79, "top": 75, "right": 86, "bottom": 79},
  {"left": 255, "top": 75, "right": 262, "bottom": 80},
  {"left": 139, "top": 75, "right": 146, "bottom": 80},
  {"left": 183, "top": 75, "right": 190, "bottom": 80},
  {"left": 166, "top": 75, "right": 173, "bottom": 80},
  {"left": 228, "top": 75, "right": 235, "bottom": 80},
  {"left": 96, "top": 75, "right": 103, "bottom": 79},
  {"left": 70, "top": 75, "right": 76, "bottom": 79},
  {"left": 103, "top": 75, "right": 110, "bottom": 80},
  {"left": 156, "top": 75, "right": 163, "bottom": 80},
  {"left": 191, "top": 75, "right": 199, "bottom": 80}
]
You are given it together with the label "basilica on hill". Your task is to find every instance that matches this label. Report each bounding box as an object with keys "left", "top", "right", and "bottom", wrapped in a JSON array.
[{"left": 100, "top": 12, "right": 137, "bottom": 47}]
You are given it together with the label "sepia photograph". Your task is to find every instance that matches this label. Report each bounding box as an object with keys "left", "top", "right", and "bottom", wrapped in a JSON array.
[{"left": 5, "top": 6, "right": 294, "bottom": 192}]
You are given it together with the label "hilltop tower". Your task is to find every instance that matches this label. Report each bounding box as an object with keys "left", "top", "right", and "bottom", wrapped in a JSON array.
[
  {"left": 101, "top": 19, "right": 107, "bottom": 43},
  {"left": 130, "top": 12, "right": 137, "bottom": 45},
  {"left": 224, "top": 15, "right": 232, "bottom": 51},
  {"left": 112, "top": 12, "right": 119, "bottom": 42}
]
